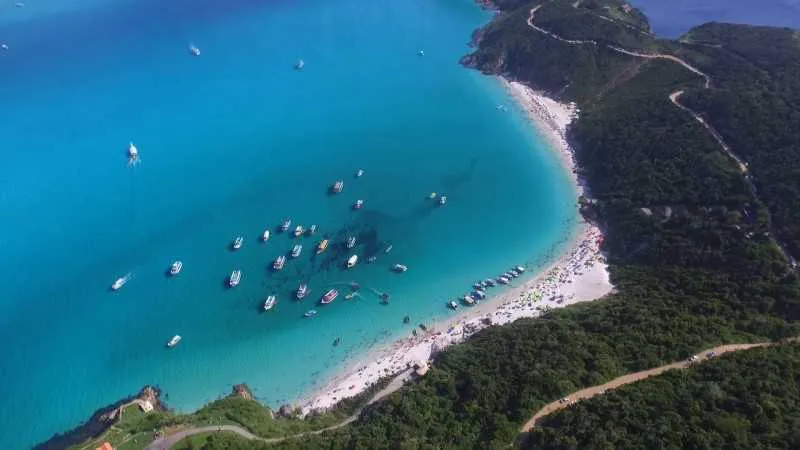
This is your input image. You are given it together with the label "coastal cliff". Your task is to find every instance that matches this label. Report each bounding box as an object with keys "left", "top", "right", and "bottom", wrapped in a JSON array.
[{"left": 34, "top": 386, "right": 163, "bottom": 450}]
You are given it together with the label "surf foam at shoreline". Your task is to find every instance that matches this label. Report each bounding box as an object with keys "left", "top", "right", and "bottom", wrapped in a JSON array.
[{"left": 297, "top": 78, "right": 613, "bottom": 414}]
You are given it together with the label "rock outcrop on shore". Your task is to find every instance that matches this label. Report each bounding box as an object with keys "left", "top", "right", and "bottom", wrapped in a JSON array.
[
  {"left": 232, "top": 383, "right": 254, "bottom": 400},
  {"left": 33, "top": 386, "right": 163, "bottom": 450}
]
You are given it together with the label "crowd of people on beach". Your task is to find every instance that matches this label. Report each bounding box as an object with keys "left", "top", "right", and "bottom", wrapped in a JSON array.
[{"left": 298, "top": 80, "right": 611, "bottom": 415}]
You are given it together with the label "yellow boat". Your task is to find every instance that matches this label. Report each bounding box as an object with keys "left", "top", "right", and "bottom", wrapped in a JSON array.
[{"left": 316, "top": 239, "right": 329, "bottom": 254}]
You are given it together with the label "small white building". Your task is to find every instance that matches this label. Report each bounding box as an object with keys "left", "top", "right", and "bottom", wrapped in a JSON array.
[{"left": 139, "top": 400, "right": 154, "bottom": 413}]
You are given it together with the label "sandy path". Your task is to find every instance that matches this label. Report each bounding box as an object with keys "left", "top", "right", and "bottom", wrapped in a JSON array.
[
  {"left": 520, "top": 342, "right": 771, "bottom": 432},
  {"left": 146, "top": 369, "right": 413, "bottom": 449}
]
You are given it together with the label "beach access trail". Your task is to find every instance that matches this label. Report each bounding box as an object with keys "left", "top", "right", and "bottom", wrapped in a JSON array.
[
  {"left": 519, "top": 342, "right": 776, "bottom": 432},
  {"left": 145, "top": 369, "right": 412, "bottom": 449},
  {"left": 525, "top": 3, "right": 797, "bottom": 265}
]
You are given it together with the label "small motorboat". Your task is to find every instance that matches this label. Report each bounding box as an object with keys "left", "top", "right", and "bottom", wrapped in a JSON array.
[
  {"left": 297, "top": 283, "right": 309, "bottom": 300},
  {"left": 273, "top": 255, "right": 286, "bottom": 271},
  {"left": 316, "top": 239, "right": 329, "bottom": 254},
  {"left": 448, "top": 300, "right": 459, "bottom": 310},
  {"left": 346, "top": 236, "right": 356, "bottom": 249},
  {"left": 232, "top": 236, "right": 243, "bottom": 250},
  {"left": 308, "top": 224, "right": 317, "bottom": 235},
  {"left": 128, "top": 142, "right": 139, "bottom": 159},
  {"left": 333, "top": 337, "right": 341, "bottom": 346},
  {"left": 403, "top": 315, "right": 410, "bottom": 324},
  {"left": 367, "top": 256, "right": 377, "bottom": 263},
  {"left": 331, "top": 180, "right": 344, "bottom": 194},
  {"left": 291, "top": 244, "right": 303, "bottom": 258},
  {"left": 167, "top": 335, "right": 182, "bottom": 348},
  {"left": 462, "top": 295, "right": 476, "bottom": 306},
  {"left": 188, "top": 44, "right": 201, "bottom": 56},
  {"left": 438, "top": 195, "right": 447, "bottom": 206},
  {"left": 304, "top": 309, "right": 317, "bottom": 318},
  {"left": 170, "top": 261, "right": 183, "bottom": 276},
  {"left": 472, "top": 290, "right": 486, "bottom": 300},
  {"left": 229, "top": 270, "right": 242, "bottom": 287},
  {"left": 384, "top": 244, "right": 393, "bottom": 254},
  {"left": 392, "top": 264, "right": 408, "bottom": 273},
  {"left": 516, "top": 265, "right": 526, "bottom": 273},
  {"left": 320, "top": 289, "right": 338, "bottom": 305},
  {"left": 429, "top": 192, "right": 437, "bottom": 199},
  {"left": 497, "top": 276, "right": 510, "bottom": 284},
  {"left": 347, "top": 255, "right": 358, "bottom": 268},
  {"left": 356, "top": 169, "right": 364, "bottom": 177},
  {"left": 295, "top": 58, "right": 305, "bottom": 70},
  {"left": 111, "top": 273, "right": 131, "bottom": 291},
  {"left": 280, "top": 218, "right": 292, "bottom": 232},
  {"left": 418, "top": 49, "right": 425, "bottom": 56},
  {"left": 353, "top": 199, "right": 364, "bottom": 210},
  {"left": 263, "top": 296, "right": 277, "bottom": 311},
  {"left": 262, "top": 230, "right": 271, "bottom": 242},
  {"left": 294, "top": 225, "right": 305, "bottom": 237},
  {"left": 486, "top": 278, "right": 497, "bottom": 287}
]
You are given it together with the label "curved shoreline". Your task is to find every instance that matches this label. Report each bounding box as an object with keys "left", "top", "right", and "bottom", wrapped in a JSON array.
[{"left": 296, "top": 77, "right": 612, "bottom": 414}]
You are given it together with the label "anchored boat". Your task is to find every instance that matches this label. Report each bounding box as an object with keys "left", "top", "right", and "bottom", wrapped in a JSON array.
[
  {"left": 297, "top": 283, "right": 308, "bottom": 300},
  {"left": 291, "top": 244, "right": 303, "bottom": 258},
  {"left": 229, "top": 270, "right": 242, "bottom": 287},
  {"left": 392, "top": 264, "right": 408, "bottom": 273},
  {"left": 232, "top": 236, "right": 243, "bottom": 250},
  {"left": 167, "top": 335, "right": 182, "bottom": 348},
  {"left": 320, "top": 289, "right": 338, "bottom": 305},
  {"left": 111, "top": 273, "right": 132, "bottom": 291}
]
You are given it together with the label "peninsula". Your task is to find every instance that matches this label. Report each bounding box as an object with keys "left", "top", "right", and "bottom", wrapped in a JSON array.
[{"left": 46, "top": 0, "right": 800, "bottom": 449}]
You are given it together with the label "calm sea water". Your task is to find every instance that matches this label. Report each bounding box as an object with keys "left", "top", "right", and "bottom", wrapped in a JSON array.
[
  {"left": 630, "top": 0, "right": 800, "bottom": 36},
  {"left": 0, "top": 0, "right": 579, "bottom": 447}
]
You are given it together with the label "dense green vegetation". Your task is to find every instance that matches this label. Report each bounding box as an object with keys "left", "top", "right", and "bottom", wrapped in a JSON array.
[
  {"left": 179, "top": 2, "right": 800, "bottom": 448},
  {"left": 60, "top": 1, "right": 800, "bottom": 449},
  {"left": 675, "top": 23, "right": 800, "bottom": 260},
  {"left": 64, "top": 380, "right": 387, "bottom": 450},
  {"left": 525, "top": 344, "right": 800, "bottom": 449}
]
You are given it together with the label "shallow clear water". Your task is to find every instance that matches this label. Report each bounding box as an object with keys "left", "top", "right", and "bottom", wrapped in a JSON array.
[{"left": 0, "top": 0, "right": 579, "bottom": 447}]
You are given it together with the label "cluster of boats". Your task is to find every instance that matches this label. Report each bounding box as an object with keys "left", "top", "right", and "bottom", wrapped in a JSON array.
[
  {"left": 448, "top": 265, "right": 526, "bottom": 309},
  {"left": 112, "top": 167, "right": 432, "bottom": 347}
]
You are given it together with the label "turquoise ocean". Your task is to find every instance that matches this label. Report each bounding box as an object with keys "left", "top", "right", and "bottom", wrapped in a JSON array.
[{"left": 0, "top": 0, "right": 579, "bottom": 447}]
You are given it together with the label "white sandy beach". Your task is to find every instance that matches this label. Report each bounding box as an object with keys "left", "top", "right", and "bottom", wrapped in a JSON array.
[{"left": 297, "top": 78, "right": 612, "bottom": 414}]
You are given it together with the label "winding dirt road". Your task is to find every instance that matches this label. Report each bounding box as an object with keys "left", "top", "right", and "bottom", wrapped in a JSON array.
[
  {"left": 146, "top": 369, "right": 412, "bottom": 449},
  {"left": 525, "top": 3, "right": 797, "bottom": 264},
  {"left": 520, "top": 342, "right": 772, "bottom": 432}
]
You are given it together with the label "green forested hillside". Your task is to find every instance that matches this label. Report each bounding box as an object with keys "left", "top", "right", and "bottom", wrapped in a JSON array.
[
  {"left": 676, "top": 23, "right": 800, "bottom": 260},
  {"left": 525, "top": 344, "right": 800, "bottom": 449},
  {"left": 143, "top": 1, "right": 800, "bottom": 449}
]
